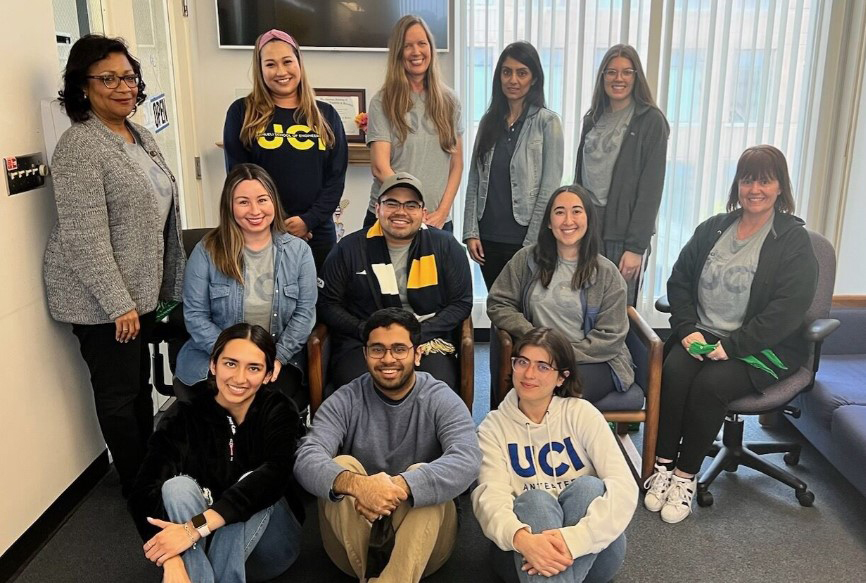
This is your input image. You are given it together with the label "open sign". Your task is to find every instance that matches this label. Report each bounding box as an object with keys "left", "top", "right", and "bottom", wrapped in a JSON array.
[{"left": 151, "top": 94, "right": 169, "bottom": 133}]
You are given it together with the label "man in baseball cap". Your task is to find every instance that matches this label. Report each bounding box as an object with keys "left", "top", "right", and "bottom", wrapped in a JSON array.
[{"left": 318, "top": 172, "right": 472, "bottom": 392}]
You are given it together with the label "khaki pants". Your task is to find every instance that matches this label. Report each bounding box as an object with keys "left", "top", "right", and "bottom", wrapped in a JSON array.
[{"left": 319, "top": 455, "right": 458, "bottom": 582}]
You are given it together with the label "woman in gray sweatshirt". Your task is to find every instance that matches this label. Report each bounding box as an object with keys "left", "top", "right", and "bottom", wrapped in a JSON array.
[
  {"left": 43, "top": 35, "right": 184, "bottom": 496},
  {"left": 487, "top": 185, "right": 633, "bottom": 406}
]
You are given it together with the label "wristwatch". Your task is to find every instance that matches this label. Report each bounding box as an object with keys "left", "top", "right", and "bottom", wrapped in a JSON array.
[{"left": 191, "top": 513, "right": 211, "bottom": 538}]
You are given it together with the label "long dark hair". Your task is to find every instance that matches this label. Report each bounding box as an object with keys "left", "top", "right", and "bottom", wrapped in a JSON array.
[
  {"left": 586, "top": 44, "right": 662, "bottom": 124},
  {"left": 726, "top": 145, "right": 796, "bottom": 214},
  {"left": 209, "top": 323, "right": 277, "bottom": 392},
  {"left": 475, "top": 42, "right": 546, "bottom": 164},
  {"left": 534, "top": 185, "right": 600, "bottom": 290},
  {"left": 512, "top": 327, "right": 582, "bottom": 398},
  {"left": 58, "top": 34, "right": 147, "bottom": 123}
]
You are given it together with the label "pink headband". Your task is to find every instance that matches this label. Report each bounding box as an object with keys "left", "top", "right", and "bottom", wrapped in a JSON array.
[{"left": 256, "top": 29, "right": 299, "bottom": 53}]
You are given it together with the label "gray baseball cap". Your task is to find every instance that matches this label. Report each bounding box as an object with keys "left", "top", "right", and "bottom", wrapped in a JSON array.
[{"left": 378, "top": 172, "right": 425, "bottom": 205}]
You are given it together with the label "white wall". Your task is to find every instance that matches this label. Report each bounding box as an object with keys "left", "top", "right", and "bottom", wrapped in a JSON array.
[
  {"left": 186, "top": 0, "right": 454, "bottom": 232},
  {"left": 835, "top": 53, "right": 866, "bottom": 295},
  {"left": 0, "top": 2, "right": 106, "bottom": 556}
]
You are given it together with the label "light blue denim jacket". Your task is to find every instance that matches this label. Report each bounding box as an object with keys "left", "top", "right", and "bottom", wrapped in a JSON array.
[
  {"left": 176, "top": 233, "right": 317, "bottom": 385},
  {"left": 463, "top": 105, "right": 564, "bottom": 246}
]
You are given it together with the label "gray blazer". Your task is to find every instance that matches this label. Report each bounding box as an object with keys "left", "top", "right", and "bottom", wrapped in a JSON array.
[
  {"left": 463, "top": 105, "right": 564, "bottom": 246},
  {"left": 43, "top": 117, "right": 185, "bottom": 324}
]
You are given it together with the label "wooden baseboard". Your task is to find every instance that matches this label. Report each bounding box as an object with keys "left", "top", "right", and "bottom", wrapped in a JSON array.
[{"left": 0, "top": 450, "right": 110, "bottom": 582}]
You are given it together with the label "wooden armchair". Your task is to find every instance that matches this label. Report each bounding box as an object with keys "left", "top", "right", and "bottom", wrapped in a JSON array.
[
  {"left": 308, "top": 316, "right": 475, "bottom": 417},
  {"left": 490, "top": 307, "right": 662, "bottom": 481}
]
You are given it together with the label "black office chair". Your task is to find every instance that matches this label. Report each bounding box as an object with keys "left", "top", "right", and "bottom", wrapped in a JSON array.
[
  {"left": 149, "top": 228, "right": 211, "bottom": 397},
  {"left": 655, "top": 230, "right": 839, "bottom": 507}
]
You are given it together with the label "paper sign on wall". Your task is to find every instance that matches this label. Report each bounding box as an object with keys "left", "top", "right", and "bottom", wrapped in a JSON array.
[{"left": 150, "top": 94, "right": 169, "bottom": 133}]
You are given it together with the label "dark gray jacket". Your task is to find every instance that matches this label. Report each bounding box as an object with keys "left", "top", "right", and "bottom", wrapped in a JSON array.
[
  {"left": 574, "top": 103, "right": 669, "bottom": 254},
  {"left": 43, "top": 117, "right": 185, "bottom": 324}
]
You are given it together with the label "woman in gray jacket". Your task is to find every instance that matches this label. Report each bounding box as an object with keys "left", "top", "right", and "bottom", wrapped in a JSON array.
[
  {"left": 464, "top": 42, "right": 564, "bottom": 290},
  {"left": 574, "top": 44, "right": 669, "bottom": 306},
  {"left": 488, "top": 185, "right": 633, "bottom": 405},
  {"left": 43, "top": 35, "right": 185, "bottom": 496}
]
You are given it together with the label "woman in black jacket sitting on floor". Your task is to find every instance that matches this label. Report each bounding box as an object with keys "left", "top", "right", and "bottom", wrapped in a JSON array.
[{"left": 128, "top": 323, "right": 304, "bottom": 583}]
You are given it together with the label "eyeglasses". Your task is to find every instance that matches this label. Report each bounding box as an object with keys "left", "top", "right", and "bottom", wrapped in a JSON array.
[
  {"left": 365, "top": 344, "right": 414, "bottom": 360},
  {"left": 511, "top": 356, "right": 560, "bottom": 375},
  {"left": 603, "top": 68, "right": 636, "bottom": 80},
  {"left": 380, "top": 198, "right": 423, "bottom": 212},
  {"left": 87, "top": 74, "right": 140, "bottom": 89}
]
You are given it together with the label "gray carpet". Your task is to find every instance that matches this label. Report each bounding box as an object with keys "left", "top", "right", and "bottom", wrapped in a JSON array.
[{"left": 12, "top": 344, "right": 866, "bottom": 582}]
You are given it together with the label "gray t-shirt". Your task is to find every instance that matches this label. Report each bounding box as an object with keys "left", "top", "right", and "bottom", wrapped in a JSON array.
[
  {"left": 697, "top": 216, "right": 774, "bottom": 337},
  {"left": 529, "top": 258, "right": 585, "bottom": 342},
  {"left": 242, "top": 241, "right": 275, "bottom": 332},
  {"left": 366, "top": 89, "right": 464, "bottom": 217},
  {"left": 387, "top": 242, "right": 412, "bottom": 311},
  {"left": 581, "top": 102, "right": 635, "bottom": 207},
  {"left": 124, "top": 140, "right": 173, "bottom": 228}
]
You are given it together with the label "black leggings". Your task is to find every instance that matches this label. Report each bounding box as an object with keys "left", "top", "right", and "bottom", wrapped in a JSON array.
[
  {"left": 656, "top": 339, "right": 756, "bottom": 474},
  {"left": 478, "top": 239, "right": 523, "bottom": 292}
]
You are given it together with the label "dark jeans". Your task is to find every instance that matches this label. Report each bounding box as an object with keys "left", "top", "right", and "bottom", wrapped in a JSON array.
[
  {"left": 595, "top": 204, "right": 649, "bottom": 307},
  {"left": 363, "top": 210, "right": 453, "bottom": 233},
  {"left": 72, "top": 311, "right": 157, "bottom": 496},
  {"left": 330, "top": 345, "right": 459, "bottom": 395},
  {"left": 575, "top": 362, "right": 618, "bottom": 404},
  {"left": 656, "top": 336, "right": 756, "bottom": 474},
  {"left": 308, "top": 224, "right": 337, "bottom": 274},
  {"left": 478, "top": 239, "right": 523, "bottom": 292}
]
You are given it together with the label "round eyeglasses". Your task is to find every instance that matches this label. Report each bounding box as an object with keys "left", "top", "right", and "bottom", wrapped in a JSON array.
[
  {"left": 603, "top": 68, "right": 636, "bottom": 80},
  {"left": 511, "top": 356, "right": 560, "bottom": 375}
]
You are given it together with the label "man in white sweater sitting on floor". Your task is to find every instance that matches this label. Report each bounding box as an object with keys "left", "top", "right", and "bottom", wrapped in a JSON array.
[{"left": 294, "top": 307, "right": 481, "bottom": 583}]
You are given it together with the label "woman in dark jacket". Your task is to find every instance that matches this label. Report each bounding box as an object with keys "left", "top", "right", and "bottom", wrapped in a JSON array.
[
  {"left": 574, "top": 44, "right": 669, "bottom": 306},
  {"left": 129, "top": 324, "right": 304, "bottom": 583},
  {"left": 43, "top": 34, "right": 185, "bottom": 497},
  {"left": 643, "top": 145, "right": 817, "bottom": 525}
]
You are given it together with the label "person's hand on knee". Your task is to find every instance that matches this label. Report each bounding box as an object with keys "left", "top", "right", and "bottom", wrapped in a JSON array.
[{"left": 513, "top": 527, "right": 573, "bottom": 577}]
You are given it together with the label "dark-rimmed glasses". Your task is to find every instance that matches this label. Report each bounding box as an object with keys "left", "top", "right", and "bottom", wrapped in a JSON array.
[
  {"left": 380, "top": 198, "right": 423, "bottom": 212},
  {"left": 365, "top": 344, "right": 414, "bottom": 360},
  {"left": 87, "top": 74, "right": 140, "bottom": 89}
]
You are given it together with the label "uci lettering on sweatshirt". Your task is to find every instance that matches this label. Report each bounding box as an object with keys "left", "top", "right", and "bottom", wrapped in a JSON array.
[
  {"left": 257, "top": 124, "right": 325, "bottom": 151},
  {"left": 508, "top": 436, "right": 585, "bottom": 481}
]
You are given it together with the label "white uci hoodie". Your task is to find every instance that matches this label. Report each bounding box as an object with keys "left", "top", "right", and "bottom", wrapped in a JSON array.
[{"left": 471, "top": 389, "right": 638, "bottom": 559}]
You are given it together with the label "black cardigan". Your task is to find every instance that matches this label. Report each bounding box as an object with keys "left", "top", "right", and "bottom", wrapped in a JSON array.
[
  {"left": 666, "top": 210, "right": 818, "bottom": 391},
  {"left": 127, "top": 388, "right": 304, "bottom": 541}
]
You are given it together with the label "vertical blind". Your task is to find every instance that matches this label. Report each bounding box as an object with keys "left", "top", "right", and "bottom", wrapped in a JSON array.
[{"left": 455, "top": 0, "right": 823, "bottom": 317}]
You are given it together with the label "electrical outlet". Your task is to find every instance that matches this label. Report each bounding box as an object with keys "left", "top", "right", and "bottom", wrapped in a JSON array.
[{"left": 4, "top": 153, "right": 47, "bottom": 196}]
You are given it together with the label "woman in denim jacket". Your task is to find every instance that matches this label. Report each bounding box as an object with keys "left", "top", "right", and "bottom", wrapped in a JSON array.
[
  {"left": 177, "top": 164, "right": 317, "bottom": 408},
  {"left": 464, "top": 42, "right": 564, "bottom": 290}
]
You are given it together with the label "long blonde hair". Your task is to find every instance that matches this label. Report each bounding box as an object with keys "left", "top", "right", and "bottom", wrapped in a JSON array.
[
  {"left": 381, "top": 15, "right": 457, "bottom": 152},
  {"left": 203, "top": 164, "right": 288, "bottom": 283},
  {"left": 240, "top": 33, "right": 335, "bottom": 149}
]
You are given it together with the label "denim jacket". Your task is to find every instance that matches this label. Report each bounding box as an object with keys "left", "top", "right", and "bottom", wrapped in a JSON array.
[
  {"left": 463, "top": 105, "right": 564, "bottom": 246},
  {"left": 176, "top": 233, "right": 317, "bottom": 385}
]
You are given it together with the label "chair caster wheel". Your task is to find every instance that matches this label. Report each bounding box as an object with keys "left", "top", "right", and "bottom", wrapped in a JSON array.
[
  {"left": 796, "top": 490, "right": 814, "bottom": 507},
  {"left": 784, "top": 451, "right": 800, "bottom": 465},
  {"left": 724, "top": 462, "right": 739, "bottom": 472},
  {"left": 696, "top": 490, "right": 714, "bottom": 507}
]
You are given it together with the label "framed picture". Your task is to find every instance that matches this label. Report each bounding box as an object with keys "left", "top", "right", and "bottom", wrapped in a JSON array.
[{"left": 315, "top": 88, "right": 367, "bottom": 143}]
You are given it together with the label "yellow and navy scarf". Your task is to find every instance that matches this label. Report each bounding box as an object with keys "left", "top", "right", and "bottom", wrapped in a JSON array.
[{"left": 365, "top": 221, "right": 441, "bottom": 320}]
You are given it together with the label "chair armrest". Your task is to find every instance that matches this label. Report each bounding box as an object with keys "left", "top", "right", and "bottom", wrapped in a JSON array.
[
  {"left": 804, "top": 318, "right": 840, "bottom": 343},
  {"left": 307, "top": 323, "right": 329, "bottom": 418},
  {"left": 459, "top": 316, "right": 474, "bottom": 411},
  {"left": 654, "top": 295, "right": 670, "bottom": 313},
  {"left": 495, "top": 328, "right": 514, "bottom": 408},
  {"left": 627, "top": 307, "right": 663, "bottom": 481}
]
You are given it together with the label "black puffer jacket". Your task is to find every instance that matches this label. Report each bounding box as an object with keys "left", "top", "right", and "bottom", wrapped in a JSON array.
[{"left": 128, "top": 388, "right": 304, "bottom": 540}]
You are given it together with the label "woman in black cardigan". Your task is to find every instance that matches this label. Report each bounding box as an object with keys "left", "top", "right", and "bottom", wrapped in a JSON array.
[
  {"left": 644, "top": 145, "right": 817, "bottom": 525},
  {"left": 128, "top": 323, "right": 304, "bottom": 583}
]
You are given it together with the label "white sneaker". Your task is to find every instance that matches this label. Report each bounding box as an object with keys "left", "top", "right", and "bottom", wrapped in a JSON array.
[
  {"left": 661, "top": 474, "right": 697, "bottom": 524},
  {"left": 643, "top": 464, "right": 673, "bottom": 512}
]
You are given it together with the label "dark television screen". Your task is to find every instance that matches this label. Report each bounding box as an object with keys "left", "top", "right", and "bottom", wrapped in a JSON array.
[{"left": 216, "top": 0, "right": 449, "bottom": 51}]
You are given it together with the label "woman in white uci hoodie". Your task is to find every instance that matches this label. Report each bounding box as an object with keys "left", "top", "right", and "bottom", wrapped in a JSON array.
[{"left": 472, "top": 327, "right": 637, "bottom": 582}]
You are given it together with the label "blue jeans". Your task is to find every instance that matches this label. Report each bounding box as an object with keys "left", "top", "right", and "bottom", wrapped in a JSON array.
[
  {"left": 161, "top": 475, "right": 302, "bottom": 583},
  {"left": 493, "top": 476, "right": 626, "bottom": 583}
]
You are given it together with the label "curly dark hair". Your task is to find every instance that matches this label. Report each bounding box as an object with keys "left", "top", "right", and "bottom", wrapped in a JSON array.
[{"left": 59, "top": 34, "right": 147, "bottom": 123}]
